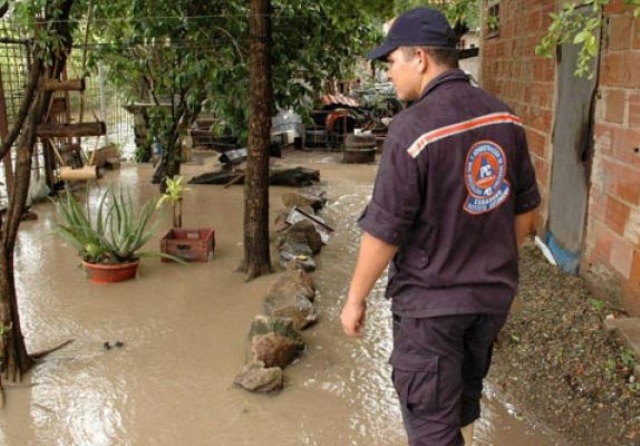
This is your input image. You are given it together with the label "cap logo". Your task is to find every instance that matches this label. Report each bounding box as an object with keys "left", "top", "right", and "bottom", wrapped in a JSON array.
[{"left": 463, "top": 140, "right": 510, "bottom": 215}]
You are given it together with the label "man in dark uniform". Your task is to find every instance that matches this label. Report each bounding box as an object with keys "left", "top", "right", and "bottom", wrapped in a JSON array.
[{"left": 340, "top": 7, "right": 540, "bottom": 446}]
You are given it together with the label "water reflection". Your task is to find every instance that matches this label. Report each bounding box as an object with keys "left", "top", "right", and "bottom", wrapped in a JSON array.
[{"left": 0, "top": 159, "right": 554, "bottom": 446}]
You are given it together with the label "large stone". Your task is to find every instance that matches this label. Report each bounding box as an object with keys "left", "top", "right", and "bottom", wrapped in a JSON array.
[
  {"left": 269, "top": 263, "right": 316, "bottom": 301},
  {"left": 249, "top": 315, "right": 304, "bottom": 346},
  {"left": 281, "top": 192, "right": 323, "bottom": 213},
  {"left": 251, "top": 332, "right": 303, "bottom": 369},
  {"left": 264, "top": 267, "right": 318, "bottom": 330},
  {"left": 278, "top": 251, "right": 316, "bottom": 272},
  {"left": 263, "top": 294, "right": 318, "bottom": 330},
  {"left": 299, "top": 185, "right": 328, "bottom": 209},
  {"left": 278, "top": 220, "right": 322, "bottom": 254},
  {"left": 270, "top": 167, "right": 320, "bottom": 187},
  {"left": 234, "top": 361, "right": 283, "bottom": 393}
]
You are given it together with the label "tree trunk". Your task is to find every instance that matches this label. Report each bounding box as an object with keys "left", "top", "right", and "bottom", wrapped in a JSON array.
[
  {"left": 0, "top": 242, "right": 32, "bottom": 382},
  {"left": 240, "top": 0, "right": 273, "bottom": 279},
  {"left": 0, "top": 0, "right": 75, "bottom": 390},
  {"left": 152, "top": 138, "right": 181, "bottom": 188}
]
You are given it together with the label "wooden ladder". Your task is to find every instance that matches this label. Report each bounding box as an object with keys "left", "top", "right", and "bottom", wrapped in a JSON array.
[{"left": 37, "top": 72, "right": 106, "bottom": 184}]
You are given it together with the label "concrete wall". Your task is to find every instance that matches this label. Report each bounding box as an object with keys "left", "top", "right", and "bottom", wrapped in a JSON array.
[{"left": 480, "top": 0, "right": 640, "bottom": 313}]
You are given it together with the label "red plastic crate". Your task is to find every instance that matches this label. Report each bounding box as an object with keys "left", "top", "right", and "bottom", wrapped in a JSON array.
[{"left": 160, "top": 228, "right": 215, "bottom": 262}]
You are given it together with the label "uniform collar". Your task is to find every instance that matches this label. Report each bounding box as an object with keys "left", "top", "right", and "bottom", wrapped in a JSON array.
[{"left": 416, "top": 68, "right": 470, "bottom": 103}]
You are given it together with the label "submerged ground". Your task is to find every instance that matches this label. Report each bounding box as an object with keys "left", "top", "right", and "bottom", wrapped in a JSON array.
[{"left": 1, "top": 149, "right": 631, "bottom": 445}]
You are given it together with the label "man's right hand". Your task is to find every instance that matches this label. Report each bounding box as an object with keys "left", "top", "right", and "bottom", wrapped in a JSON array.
[{"left": 341, "top": 299, "right": 367, "bottom": 338}]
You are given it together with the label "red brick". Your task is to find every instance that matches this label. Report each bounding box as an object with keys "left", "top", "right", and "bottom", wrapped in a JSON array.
[
  {"left": 600, "top": 51, "right": 640, "bottom": 88},
  {"left": 629, "top": 93, "right": 640, "bottom": 126},
  {"left": 612, "top": 126, "right": 640, "bottom": 167},
  {"left": 604, "top": 0, "right": 626, "bottom": 14},
  {"left": 633, "top": 18, "right": 640, "bottom": 49},
  {"left": 524, "top": 82, "right": 553, "bottom": 108},
  {"left": 595, "top": 124, "right": 640, "bottom": 167},
  {"left": 610, "top": 237, "right": 634, "bottom": 279},
  {"left": 526, "top": 9, "right": 543, "bottom": 33},
  {"left": 605, "top": 196, "right": 631, "bottom": 235},
  {"left": 525, "top": 128, "right": 547, "bottom": 158},
  {"left": 532, "top": 155, "right": 550, "bottom": 189},
  {"left": 609, "top": 14, "right": 634, "bottom": 51},
  {"left": 527, "top": 106, "right": 553, "bottom": 133},
  {"left": 588, "top": 187, "right": 607, "bottom": 222},
  {"left": 533, "top": 58, "right": 555, "bottom": 82},
  {"left": 601, "top": 158, "right": 640, "bottom": 205},
  {"left": 541, "top": 3, "right": 556, "bottom": 28},
  {"left": 593, "top": 122, "right": 614, "bottom": 157},
  {"left": 592, "top": 221, "right": 614, "bottom": 261},
  {"left": 604, "top": 89, "right": 626, "bottom": 123},
  {"left": 616, "top": 172, "right": 640, "bottom": 205}
]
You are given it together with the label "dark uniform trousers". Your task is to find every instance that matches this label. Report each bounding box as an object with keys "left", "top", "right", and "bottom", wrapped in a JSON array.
[{"left": 391, "top": 313, "right": 507, "bottom": 446}]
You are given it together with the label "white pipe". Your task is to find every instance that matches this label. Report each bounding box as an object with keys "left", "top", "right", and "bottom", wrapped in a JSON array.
[{"left": 534, "top": 235, "right": 557, "bottom": 266}]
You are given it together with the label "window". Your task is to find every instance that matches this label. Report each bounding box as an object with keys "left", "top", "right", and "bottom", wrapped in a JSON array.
[{"left": 486, "top": 0, "right": 500, "bottom": 38}]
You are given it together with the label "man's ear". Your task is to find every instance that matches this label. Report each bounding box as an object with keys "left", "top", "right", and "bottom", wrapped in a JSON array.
[{"left": 414, "top": 48, "right": 429, "bottom": 72}]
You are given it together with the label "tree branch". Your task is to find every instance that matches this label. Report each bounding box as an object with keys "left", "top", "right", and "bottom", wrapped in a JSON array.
[{"left": 0, "top": 58, "right": 42, "bottom": 161}]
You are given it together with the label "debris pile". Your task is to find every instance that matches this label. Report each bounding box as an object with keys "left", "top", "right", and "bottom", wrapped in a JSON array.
[{"left": 235, "top": 189, "right": 332, "bottom": 393}]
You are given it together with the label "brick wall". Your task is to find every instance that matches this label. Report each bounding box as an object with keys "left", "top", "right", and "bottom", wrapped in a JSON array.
[
  {"left": 480, "top": 0, "right": 640, "bottom": 312},
  {"left": 583, "top": 1, "right": 640, "bottom": 313},
  {"left": 480, "top": 0, "right": 556, "bottom": 229}
]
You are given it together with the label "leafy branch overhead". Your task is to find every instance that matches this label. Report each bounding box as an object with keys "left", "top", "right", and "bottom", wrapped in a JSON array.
[{"left": 535, "top": 0, "right": 640, "bottom": 78}]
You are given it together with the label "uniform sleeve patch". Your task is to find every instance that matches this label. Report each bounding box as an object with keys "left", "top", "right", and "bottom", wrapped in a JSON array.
[{"left": 463, "top": 140, "right": 511, "bottom": 215}]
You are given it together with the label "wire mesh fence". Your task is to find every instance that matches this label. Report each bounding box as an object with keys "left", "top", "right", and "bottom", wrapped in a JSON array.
[{"left": 0, "top": 18, "right": 136, "bottom": 206}]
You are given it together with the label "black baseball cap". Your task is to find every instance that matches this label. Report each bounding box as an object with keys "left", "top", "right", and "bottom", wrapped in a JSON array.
[{"left": 366, "top": 7, "right": 458, "bottom": 61}]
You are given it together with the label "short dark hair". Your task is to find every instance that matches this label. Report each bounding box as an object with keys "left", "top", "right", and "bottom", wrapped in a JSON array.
[{"left": 401, "top": 46, "right": 459, "bottom": 69}]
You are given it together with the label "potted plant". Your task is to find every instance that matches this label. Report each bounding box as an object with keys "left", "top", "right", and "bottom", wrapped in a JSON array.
[
  {"left": 54, "top": 186, "right": 179, "bottom": 283},
  {"left": 157, "top": 175, "right": 190, "bottom": 228},
  {"left": 158, "top": 175, "right": 215, "bottom": 262}
]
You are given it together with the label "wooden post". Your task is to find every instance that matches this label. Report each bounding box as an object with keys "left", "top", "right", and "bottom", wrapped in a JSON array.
[{"left": 41, "top": 78, "right": 85, "bottom": 91}]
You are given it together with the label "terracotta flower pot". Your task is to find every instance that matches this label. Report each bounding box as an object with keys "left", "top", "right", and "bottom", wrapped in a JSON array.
[{"left": 82, "top": 260, "right": 140, "bottom": 284}]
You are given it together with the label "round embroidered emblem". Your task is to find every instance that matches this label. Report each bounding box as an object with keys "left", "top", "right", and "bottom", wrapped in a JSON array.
[{"left": 463, "top": 140, "right": 511, "bottom": 214}]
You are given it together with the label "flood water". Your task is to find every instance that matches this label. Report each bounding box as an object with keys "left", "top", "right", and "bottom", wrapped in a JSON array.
[{"left": 0, "top": 150, "right": 555, "bottom": 445}]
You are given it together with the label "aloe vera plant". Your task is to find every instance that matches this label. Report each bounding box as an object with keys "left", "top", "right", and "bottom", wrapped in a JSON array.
[{"left": 54, "top": 187, "right": 174, "bottom": 264}]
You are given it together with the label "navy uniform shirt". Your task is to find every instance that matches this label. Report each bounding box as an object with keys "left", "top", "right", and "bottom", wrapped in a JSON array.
[{"left": 359, "top": 69, "right": 541, "bottom": 317}]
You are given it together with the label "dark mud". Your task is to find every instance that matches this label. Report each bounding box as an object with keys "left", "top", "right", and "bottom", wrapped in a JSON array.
[{"left": 490, "top": 245, "right": 640, "bottom": 446}]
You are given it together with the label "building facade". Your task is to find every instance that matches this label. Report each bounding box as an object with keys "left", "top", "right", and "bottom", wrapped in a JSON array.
[{"left": 480, "top": 0, "right": 640, "bottom": 312}]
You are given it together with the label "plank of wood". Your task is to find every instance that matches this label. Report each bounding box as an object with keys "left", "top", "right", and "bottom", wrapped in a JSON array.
[{"left": 37, "top": 122, "right": 106, "bottom": 138}]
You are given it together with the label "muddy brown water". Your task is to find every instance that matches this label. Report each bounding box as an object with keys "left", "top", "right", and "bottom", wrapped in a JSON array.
[{"left": 0, "top": 150, "right": 554, "bottom": 445}]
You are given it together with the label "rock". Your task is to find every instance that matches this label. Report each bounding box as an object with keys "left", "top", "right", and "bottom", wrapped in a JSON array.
[
  {"left": 234, "top": 361, "right": 284, "bottom": 393},
  {"left": 279, "top": 251, "right": 316, "bottom": 272},
  {"left": 270, "top": 167, "right": 320, "bottom": 187},
  {"left": 278, "top": 220, "right": 322, "bottom": 254},
  {"left": 270, "top": 263, "right": 316, "bottom": 301},
  {"left": 263, "top": 294, "right": 319, "bottom": 330},
  {"left": 251, "top": 332, "right": 303, "bottom": 369},
  {"left": 189, "top": 167, "right": 319, "bottom": 187},
  {"left": 189, "top": 170, "right": 236, "bottom": 185},
  {"left": 264, "top": 267, "right": 318, "bottom": 330},
  {"left": 299, "top": 185, "right": 328, "bottom": 209},
  {"left": 281, "top": 192, "right": 323, "bottom": 213},
  {"left": 249, "top": 315, "right": 305, "bottom": 346},
  {"left": 279, "top": 238, "right": 313, "bottom": 258}
]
